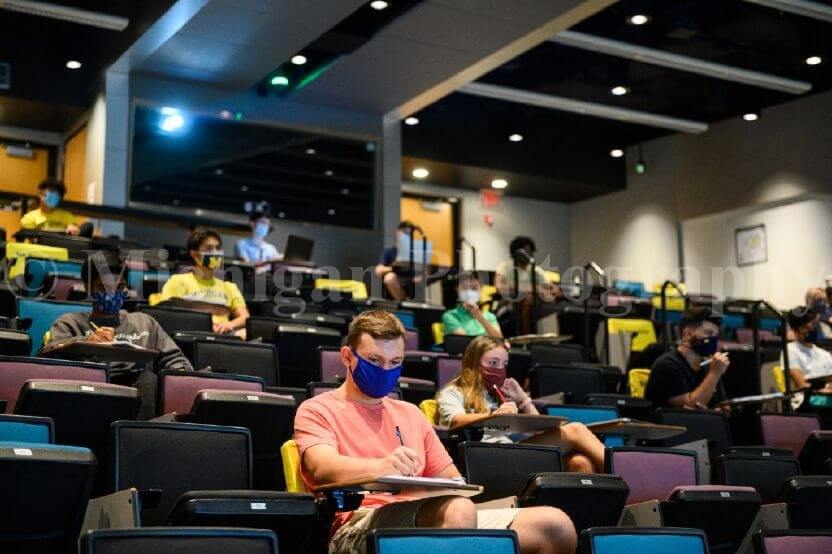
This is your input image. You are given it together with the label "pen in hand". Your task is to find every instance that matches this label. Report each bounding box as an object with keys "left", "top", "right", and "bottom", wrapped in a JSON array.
[
  {"left": 395, "top": 425, "right": 413, "bottom": 476},
  {"left": 492, "top": 384, "right": 507, "bottom": 404}
]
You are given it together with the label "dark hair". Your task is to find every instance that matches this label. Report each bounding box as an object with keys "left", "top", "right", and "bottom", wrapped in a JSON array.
[
  {"left": 457, "top": 270, "right": 480, "bottom": 284},
  {"left": 398, "top": 220, "right": 417, "bottom": 232},
  {"left": 249, "top": 210, "right": 271, "bottom": 223},
  {"left": 509, "top": 236, "right": 536, "bottom": 256},
  {"left": 788, "top": 306, "right": 817, "bottom": 331},
  {"left": 37, "top": 177, "right": 66, "bottom": 197},
  {"left": 679, "top": 306, "right": 720, "bottom": 333},
  {"left": 347, "top": 310, "right": 406, "bottom": 350},
  {"left": 187, "top": 227, "right": 222, "bottom": 251},
  {"left": 82, "top": 251, "right": 124, "bottom": 290}
]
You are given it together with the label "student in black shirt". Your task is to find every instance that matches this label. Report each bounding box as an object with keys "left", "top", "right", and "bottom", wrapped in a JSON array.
[{"left": 645, "top": 306, "right": 730, "bottom": 409}]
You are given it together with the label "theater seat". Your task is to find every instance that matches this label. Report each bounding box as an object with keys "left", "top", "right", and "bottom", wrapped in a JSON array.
[
  {"left": 136, "top": 305, "right": 213, "bottom": 335},
  {"left": 0, "top": 413, "right": 53, "bottom": 443},
  {"left": 797, "top": 430, "right": 832, "bottom": 475},
  {"left": 530, "top": 364, "right": 605, "bottom": 403},
  {"left": 193, "top": 339, "right": 280, "bottom": 386},
  {"left": 368, "top": 529, "right": 520, "bottom": 554},
  {"left": 436, "top": 356, "right": 462, "bottom": 388},
  {"left": 17, "top": 298, "right": 91, "bottom": 354},
  {"left": 580, "top": 527, "right": 708, "bottom": 554},
  {"left": 753, "top": 529, "right": 832, "bottom": 554},
  {"left": 0, "top": 356, "right": 108, "bottom": 414},
  {"left": 316, "top": 345, "right": 344, "bottom": 382},
  {"left": 606, "top": 447, "right": 698, "bottom": 505},
  {"left": 0, "top": 442, "right": 96, "bottom": 554},
  {"left": 0, "top": 328, "right": 31, "bottom": 357},
  {"left": 280, "top": 439, "right": 307, "bottom": 493},
  {"left": 80, "top": 527, "right": 278, "bottom": 554},
  {"left": 760, "top": 414, "right": 820, "bottom": 456},
  {"left": 716, "top": 447, "right": 800, "bottom": 503},
  {"left": 405, "top": 328, "right": 419, "bottom": 351},
  {"left": 156, "top": 370, "right": 264, "bottom": 416},
  {"left": 779, "top": 476, "right": 832, "bottom": 530},
  {"left": 459, "top": 442, "right": 563, "bottom": 502}
]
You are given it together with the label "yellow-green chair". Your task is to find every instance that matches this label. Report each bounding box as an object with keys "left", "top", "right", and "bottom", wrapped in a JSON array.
[
  {"left": 281, "top": 439, "right": 307, "bottom": 493},
  {"left": 5, "top": 242, "right": 69, "bottom": 280},
  {"left": 608, "top": 318, "right": 657, "bottom": 353},
  {"left": 651, "top": 282, "right": 687, "bottom": 310},
  {"left": 432, "top": 322, "right": 445, "bottom": 347},
  {"left": 628, "top": 369, "right": 651, "bottom": 398},
  {"left": 313, "top": 279, "right": 368, "bottom": 300},
  {"left": 544, "top": 270, "right": 561, "bottom": 284},
  {"left": 772, "top": 366, "right": 801, "bottom": 394},
  {"left": 419, "top": 399, "right": 439, "bottom": 425}
]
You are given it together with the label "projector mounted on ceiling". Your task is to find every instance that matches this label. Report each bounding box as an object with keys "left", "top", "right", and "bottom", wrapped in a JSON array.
[{"left": 0, "top": 0, "right": 129, "bottom": 31}]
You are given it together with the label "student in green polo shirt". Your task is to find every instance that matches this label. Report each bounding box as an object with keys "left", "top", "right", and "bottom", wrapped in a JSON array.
[{"left": 442, "top": 271, "right": 503, "bottom": 338}]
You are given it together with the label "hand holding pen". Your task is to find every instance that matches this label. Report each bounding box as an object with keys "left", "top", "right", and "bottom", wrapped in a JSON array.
[{"left": 382, "top": 426, "right": 419, "bottom": 476}]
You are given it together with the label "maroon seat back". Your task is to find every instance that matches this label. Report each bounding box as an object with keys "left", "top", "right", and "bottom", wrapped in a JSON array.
[
  {"left": 607, "top": 448, "right": 698, "bottom": 504},
  {"left": 736, "top": 328, "right": 775, "bottom": 344},
  {"left": 405, "top": 329, "right": 419, "bottom": 351},
  {"left": 760, "top": 532, "right": 832, "bottom": 554},
  {"left": 158, "top": 371, "right": 264, "bottom": 415},
  {"left": 436, "top": 357, "right": 462, "bottom": 389},
  {"left": 760, "top": 415, "right": 821, "bottom": 456},
  {"left": 319, "top": 348, "right": 344, "bottom": 382},
  {"left": 0, "top": 358, "right": 107, "bottom": 414}
]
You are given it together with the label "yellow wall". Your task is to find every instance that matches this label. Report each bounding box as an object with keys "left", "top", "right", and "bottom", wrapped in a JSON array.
[
  {"left": 0, "top": 146, "right": 49, "bottom": 238},
  {"left": 400, "top": 196, "right": 454, "bottom": 266},
  {"left": 63, "top": 126, "right": 88, "bottom": 202}
]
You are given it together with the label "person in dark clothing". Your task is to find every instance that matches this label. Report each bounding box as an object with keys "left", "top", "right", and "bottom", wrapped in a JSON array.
[
  {"left": 43, "top": 251, "right": 193, "bottom": 419},
  {"left": 645, "top": 306, "right": 730, "bottom": 409},
  {"left": 375, "top": 220, "right": 420, "bottom": 300}
]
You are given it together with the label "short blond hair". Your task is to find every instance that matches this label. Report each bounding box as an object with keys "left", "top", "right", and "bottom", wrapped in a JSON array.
[{"left": 347, "top": 310, "right": 406, "bottom": 349}]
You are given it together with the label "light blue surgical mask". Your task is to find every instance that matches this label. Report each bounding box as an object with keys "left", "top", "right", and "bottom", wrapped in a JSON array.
[
  {"left": 43, "top": 190, "right": 61, "bottom": 209},
  {"left": 254, "top": 222, "right": 269, "bottom": 239},
  {"left": 458, "top": 289, "right": 480, "bottom": 305}
]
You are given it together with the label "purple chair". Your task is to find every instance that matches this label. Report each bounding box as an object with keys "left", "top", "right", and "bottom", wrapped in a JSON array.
[
  {"left": 405, "top": 329, "right": 419, "bottom": 352},
  {"left": 157, "top": 370, "right": 264, "bottom": 416},
  {"left": 0, "top": 356, "right": 108, "bottom": 414},
  {"left": 754, "top": 530, "right": 832, "bottom": 554},
  {"left": 736, "top": 328, "right": 775, "bottom": 344},
  {"left": 605, "top": 447, "right": 698, "bottom": 505},
  {"left": 760, "top": 415, "right": 821, "bottom": 456},
  {"left": 436, "top": 357, "right": 462, "bottom": 389},
  {"left": 317, "top": 346, "right": 345, "bottom": 382}
]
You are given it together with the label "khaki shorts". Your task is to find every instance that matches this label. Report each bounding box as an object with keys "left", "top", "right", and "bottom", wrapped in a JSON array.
[{"left": 330, "top": 496, "right": 520, "bottom": 553}]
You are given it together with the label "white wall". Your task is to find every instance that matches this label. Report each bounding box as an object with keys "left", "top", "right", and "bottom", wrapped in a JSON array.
[
  {"left": 569, "top": 137, "right": 681, "bottom": 288},
  {"left": 402, "top": 181, "right": 571, "bottom": 272},
  {"left": 682, "top": 197, "right": 832, "bottom": 308}
]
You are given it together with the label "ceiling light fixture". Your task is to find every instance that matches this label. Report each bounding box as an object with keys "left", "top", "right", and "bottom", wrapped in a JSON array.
[
  {"left": 491, "top": 178, "right": 508, "bottom": 189},
  {"left": 412, "top": 167, "right": 429, "bottom": 179},
  {"left": 219, "top": 110, "right": 232, "bottom": 119},
  {"left": 610, "top": 85, "right": 629, "bottom": 96},
  {"left": 370, "top": 0, "right": 389, "bottom": 10},
  {"left": 305, "top": 148, "right": 316, "bottom": 155},
  {"left": 806, "top": 55, "right": 822, "bottom": 65},
  {"left": 0, "top": 0, "right": 129, "bottom": 30},
  {"left": 404, "top": 116, "right": 419, "bottom": 126},
  {"left": 327, "top": 208, "right": 336, "bottom": 215},
  {"left": 159, "top": 107, "right": 185, "bottom": 132},
  {"left": 742, "top": 112, "right": 759, "bottom": 122},
  {"left": 325, "top": 170, "right": 334, "bottom": 177},
  {"left": 609, "top": 149, "right": 624, "bottom": 158},
  {"left": 508, "top": 133, "right": 524, "bottom": 142},
  {"left": 627, "top": 14, "right": 650, "bottom": 25},
  {"left": 741, "top": 0, "right": 832, "bottom": 24},
  {"left": 291, "top": 54, "right": 307, "bottom": 65},
  {"left": 65, "top": 60, "right": 81, "bottom": 70},
  {"left": 271, "top": 75, "right": 289, "bottom": 86}
]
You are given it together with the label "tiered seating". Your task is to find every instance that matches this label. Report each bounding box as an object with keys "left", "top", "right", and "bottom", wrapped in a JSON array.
[{"left": 80, "top": 528, "right": 279, "bottom": 554}]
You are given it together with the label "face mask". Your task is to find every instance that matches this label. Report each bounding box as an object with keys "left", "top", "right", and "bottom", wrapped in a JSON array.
[
  {"left": 43, "top": 190, "right": 61, "bottom": 209},
  {"left": 691, "top": 336, "right": 718, "bottom": 358},
  {"left": 199, "top": 250, "right": 224, "bottom": 270},
  {"left": 812, "top": 300, "right": 828, "bottom": 314},
  {"left": 458, "top": 289, "right": 480, "bottom": 304},
  {"left": 481, "top": 365, "right": 507, "bottom": 393},
  {"left": 803, "top": 326, "right": 820, "bottom": 343},
  {"left": 254, "top": 222, "right": 269, "bottom": 239},
  {"left": 351, "top": 351, "right": 401, "bottom": 398},
  {"left": 92, "top": 289, "right": 128, "bottom": 315}
]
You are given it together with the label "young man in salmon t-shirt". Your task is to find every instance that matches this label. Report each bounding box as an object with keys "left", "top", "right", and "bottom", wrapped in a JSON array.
[{"left": 294, "top": 310, "right": 576, "bottom": 553}]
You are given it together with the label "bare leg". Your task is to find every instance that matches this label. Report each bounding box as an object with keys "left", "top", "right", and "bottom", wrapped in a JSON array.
[
  {"left": 511, "top": 506, "right": 577, "bottom": 554},
  {"left": 383, "top": 272, "right": 408, "bottom": 301},
  {"left": 564, "top": 453, "right": 595, "bottom": 473},
  {"left": 521, "top": 423, "right": 605, "bottom": 472},
  {"left": 415, "top": 496, "right": 477, "bottom": 528}
]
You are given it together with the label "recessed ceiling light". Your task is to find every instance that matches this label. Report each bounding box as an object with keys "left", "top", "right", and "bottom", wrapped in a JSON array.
[
  {"left": 219, "top": 110, "right": 232, "bottom": 119},
  {"left": 271, "top": 75, "right": 289, "bottom": 86},
  {"left": 341, "top": 188, "right": 350, "bottom": 195},
  {"left": 195, "top": 209, "right": 204, "bottom": 216},
  {"left": 278, "top": 211, "right": 286, "bottom": 218},
  {"left": 447, "top": 197, "right": 458, "bottom": 203},
  {"left": 742, "top": 112, "right": 759, "bottom": 122},
  {"left": 327, "top": 208, "right": 336, "bottom": 216},
  {"left": 214, "top": 169, "right": 224, "bottom": 176},
  {"left": 404, "top": 116, "right": 420, "bottom": 126},
  {"left": 172, "top": 199, "right": 180, "bottom": 206},
  {"left": 806, "top": 55, "right": 822, "bottom": 66},
  {"left": 610, "top": 149, "right": 624, "bottom": 158},
  {"left": 325, "top": 170, "right": 334, "bottom": 177},
  {"left": 412, "top": 167, "right": 429, "bottom": 179},
  {"left": 508, "top": 133, "right": 524, "bottom": 142},
  {"left": 611, "top": 85, "right": 629, "bottom": 96},
  {"left": 65, "top": 60, "right": 82, "bottom": 70},
  {"left": 491, "top": 178, "right": 508, "bottom": 189},
  {"left": 370, "top": 0, "right": 389, "bottom": 10},
  {"left": 291, "top": 54, "right": 307, "bottom": 65},
  {"left": 305, "top": 148, "right": 316, "bottom": 155},
  {"left": 627, "top": 14, "right": 650, "bottom": 25},
  {"left": 240, "top": 185, "right": 248, "bottom": 192}
]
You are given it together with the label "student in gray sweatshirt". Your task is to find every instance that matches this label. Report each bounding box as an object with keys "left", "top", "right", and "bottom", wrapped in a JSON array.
[{"left": 43, "top": 251, "right": 193, "bottom": 419}]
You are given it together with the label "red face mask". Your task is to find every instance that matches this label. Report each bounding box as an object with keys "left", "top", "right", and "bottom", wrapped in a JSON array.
[{"left": 480, "top": 365, "right": 506, "bottom": 393}]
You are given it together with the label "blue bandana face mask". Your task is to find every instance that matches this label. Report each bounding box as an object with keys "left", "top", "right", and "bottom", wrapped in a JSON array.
[
  {"left": 92, "top": 289, "right": 128, "bottom": 315},
  {"left": 43, "top": 190, "right": 61, "bottom": 209},
  {"left": 350, "top": 350, "right": 402, "bottom": 398}
]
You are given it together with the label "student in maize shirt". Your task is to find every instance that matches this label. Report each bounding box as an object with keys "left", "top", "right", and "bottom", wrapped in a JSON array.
[
  {"left": 20, "top": 178, "right": 80, "bottom": 235},
  {"left": 294, "top": 310, "right": 576, "bottom": 554},
  {"left": 153, "top": 227, "right": 249, "bottom": 337}
]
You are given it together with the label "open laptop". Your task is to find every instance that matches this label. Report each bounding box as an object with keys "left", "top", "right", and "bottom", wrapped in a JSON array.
[{"left": 282, "top": 235, "right": 315, "bottom": 263}]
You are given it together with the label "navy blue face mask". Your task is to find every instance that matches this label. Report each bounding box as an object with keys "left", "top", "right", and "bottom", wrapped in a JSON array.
[
  {"left": 350, "top": 350, "right": 402, "bottom": 398},
  {"left": 92, "top": 289, "right": 128, "bottom": 315},
  {"left": 691, "top": 336, "right": 718, "bottom": 357}
]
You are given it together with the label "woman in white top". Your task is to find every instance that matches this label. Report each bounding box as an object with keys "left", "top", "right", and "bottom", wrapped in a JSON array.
[
  {"left": 436, "top": 335, "right": 605, "bottom": 472},
  {"left": 784, "top": 307, "right": 832, "bottom": 392}
]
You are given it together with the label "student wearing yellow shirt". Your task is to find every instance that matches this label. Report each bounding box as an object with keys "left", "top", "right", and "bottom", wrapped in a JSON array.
[
  {"left": 20, "top": 178, "right": 80, "bottom": 235},
  {"left": 154, "top": 227, "right": 250, "bottom": 336}
]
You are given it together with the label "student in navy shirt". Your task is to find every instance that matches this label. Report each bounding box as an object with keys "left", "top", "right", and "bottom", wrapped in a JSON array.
[
  {"left": 374, "top": 220, "right": 419, "bottom": 300},
  {"left": 235, "top": 211, "right": 281, "bottom": 265}
]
